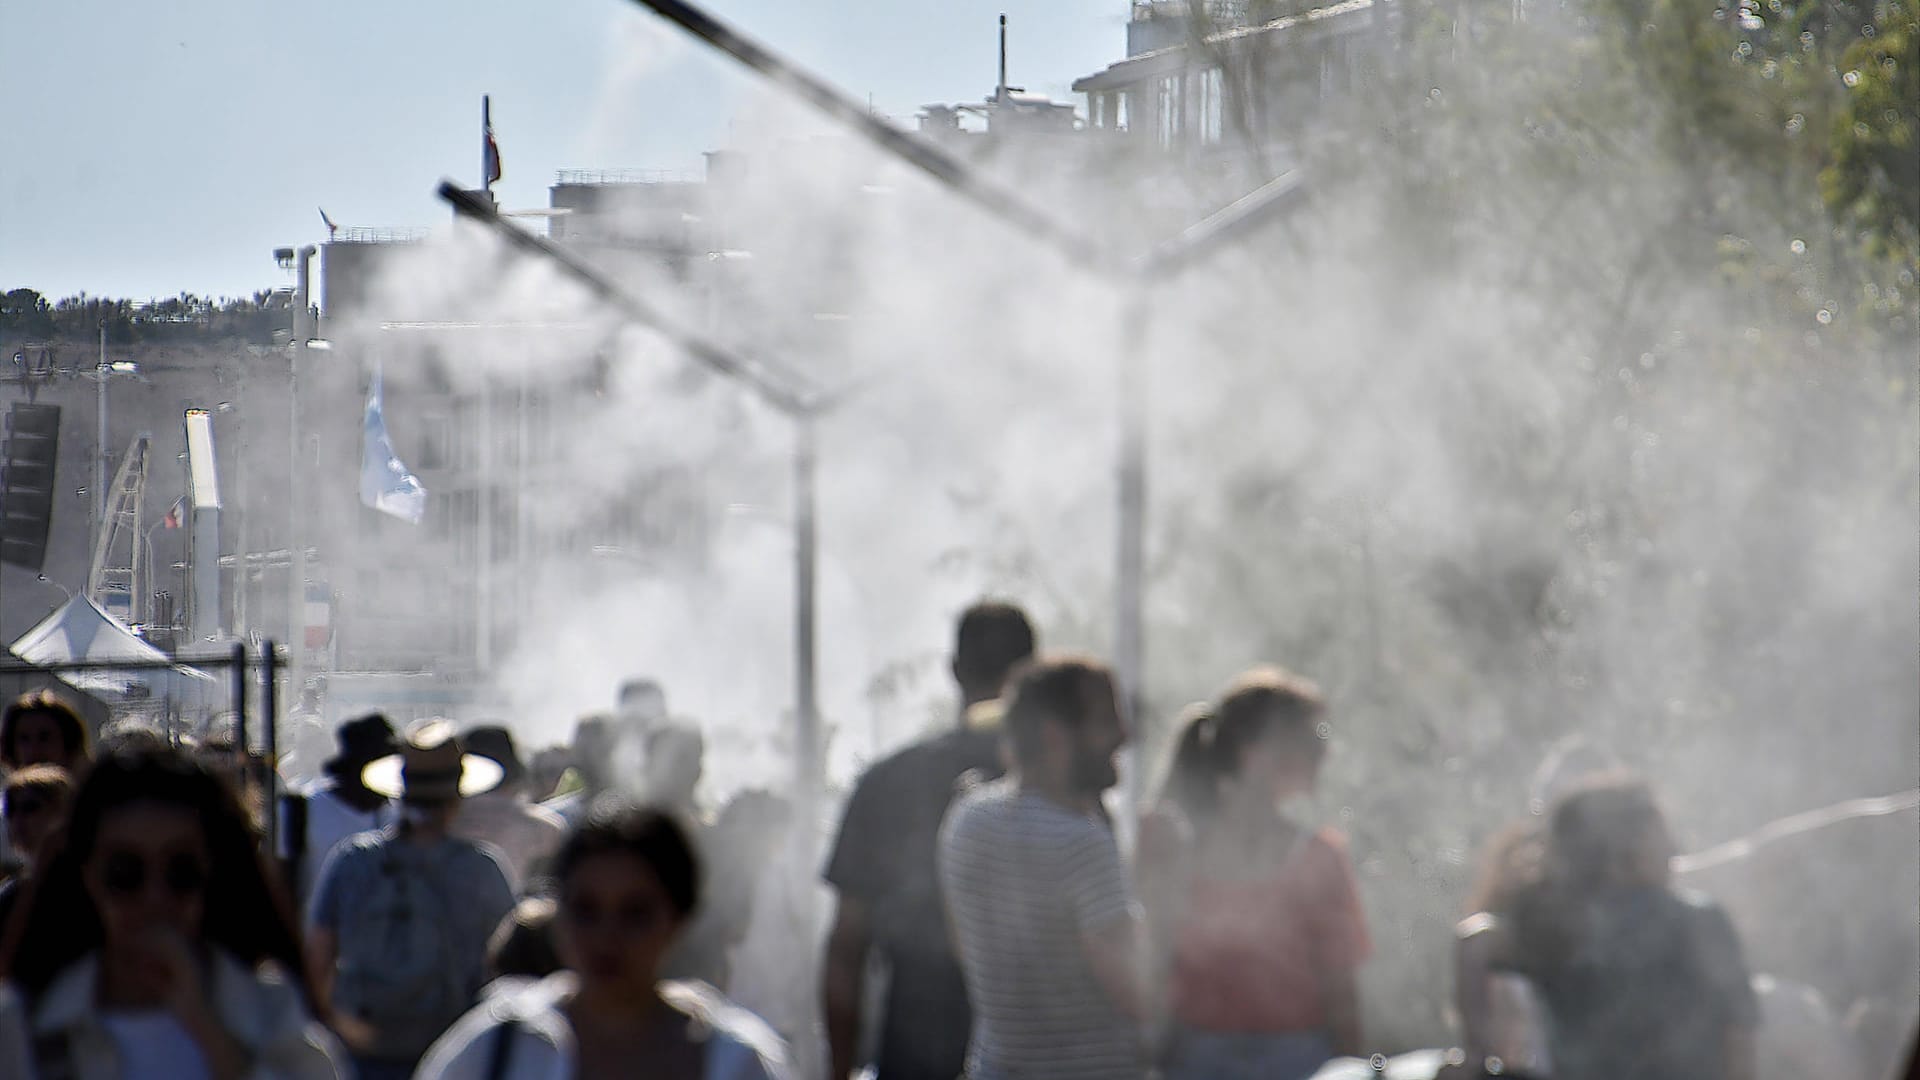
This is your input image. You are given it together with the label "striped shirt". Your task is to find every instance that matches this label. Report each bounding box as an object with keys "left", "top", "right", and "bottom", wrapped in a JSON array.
[{"left": 938, "top": 782, "right": 1143, "bottom": 1080}]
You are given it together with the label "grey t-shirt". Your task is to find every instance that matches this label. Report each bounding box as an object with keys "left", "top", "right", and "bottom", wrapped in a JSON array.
[
  {"left": 938, "top": 782, "right": 1142, "bottom": 1080},
  {"left": 309, "top": 828, "right": 515, "bottom": 1058}
]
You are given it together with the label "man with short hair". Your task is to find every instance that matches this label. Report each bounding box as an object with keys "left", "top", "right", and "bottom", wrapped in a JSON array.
[
  {"left": 938, "top": 655, "right": 1145, "bottom": 1080},
  {"left": 306, "top": 720, "right": 516, "bottom": 1080},
  {"left": 821, "top": 601, "right": 1038, "bottom": 1080}
]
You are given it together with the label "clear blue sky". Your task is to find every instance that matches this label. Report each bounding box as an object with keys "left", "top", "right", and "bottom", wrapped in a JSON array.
[{"left": 0, "top": 0, "right": 1123, "bottom": 301}]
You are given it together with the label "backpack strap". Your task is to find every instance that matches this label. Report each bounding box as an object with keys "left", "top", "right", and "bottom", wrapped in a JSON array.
[{"left": 485, "top": 1018, "right": 520, "bottom": 1080}]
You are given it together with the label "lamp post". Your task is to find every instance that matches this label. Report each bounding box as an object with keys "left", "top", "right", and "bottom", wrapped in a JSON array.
[{"left": 273, "top": 245, "right": 317, "bottom": 708}]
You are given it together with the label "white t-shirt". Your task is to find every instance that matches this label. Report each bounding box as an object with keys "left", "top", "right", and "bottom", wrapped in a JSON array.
[{"left": 100, "top": 1009, "right": 211, "bottom": 1080}]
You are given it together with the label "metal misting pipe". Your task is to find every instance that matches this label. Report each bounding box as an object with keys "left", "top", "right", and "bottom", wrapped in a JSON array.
[
  {"left": 438, "top": 181, "right": 832, "bottom": 848},
  {"left": 622, "top": 0, "right": 1309, "bottom": 843}
]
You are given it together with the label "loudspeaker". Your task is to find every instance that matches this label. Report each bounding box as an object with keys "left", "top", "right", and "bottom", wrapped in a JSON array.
[{"left": 1, "top": 403, "right": 61, "bottom": 571}]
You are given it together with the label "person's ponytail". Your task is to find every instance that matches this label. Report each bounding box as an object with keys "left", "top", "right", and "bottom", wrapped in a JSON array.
[{"left": 1160, "top": 704, "right": 1226, "bottom": 825}]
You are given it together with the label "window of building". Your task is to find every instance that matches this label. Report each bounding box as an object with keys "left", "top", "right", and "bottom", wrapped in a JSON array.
[
  {"left": 1200, "top": 67, "right": 1225, "bottom": 144},
  {"left": 1157, "top": 74, "right": 1184, "bottom": 147}
]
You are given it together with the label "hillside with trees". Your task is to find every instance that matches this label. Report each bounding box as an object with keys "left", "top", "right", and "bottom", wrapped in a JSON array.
[{"left": 0, "top": 287, "right": 291, "bottom": 346}]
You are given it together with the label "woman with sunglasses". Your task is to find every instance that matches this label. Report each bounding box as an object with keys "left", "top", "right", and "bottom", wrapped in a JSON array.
[
  {"left": 414, "top": 804, "right": 791, "bottom": 1080},
  {"left": 0, "top": 744, "right": 346, "bottom": 1079},
  {"left": 0, "top": 766, "right": 75, "bottom": 943}
]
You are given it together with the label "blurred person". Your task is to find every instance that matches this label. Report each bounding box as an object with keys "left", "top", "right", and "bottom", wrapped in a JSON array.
[
  {"left": 454, "top": 725, "right": 566, "bottom": 891},
  {"left": 277, "top": 714, "right": 398, "bottom": 905},
  {"left": 722, "top": 791, "right": 820, "bottom": 1067},
  {"left": 305, "top": 721, "right": 514, "bottom": 1080},
  {"left": 0, "top": 744, "right": 346, "bottom": 1078},
  {"left": 1137, "top": 668, "right": 1369, "bottom": 1080},
  {"left": 658, "top": 783, "right": 782, "bottom": 993},
  {"left": 542, "top": 715, "right": 619, "bottom": 828},
  {"left": 1, "top": 690, "right": 92, "bottom": 773},
  {"left": 526, "top": 745, "right": 572, "bottom": 804},
  {"left": 0, "top": 766, "right": 75, "bottom": 933},
  {"left": 1477, "top": 774, "right": 1759, "bottom": 1080},
  {"left": 1750, "top": 973, "right": 1866, "bottom": 1080},
  {"left": 640, "top": 723, "right": 706, "bottom": 818},
  {"left": 616, "top": 678, "right": 670, "bottom": 740},
  {"left": 938, "top": 655, "right": 1145, "bottom": 1080},
  {"left": 1449, "top": 822, "right": 1551, "bottom": 1079},
  {"left": 413, "top": 805, "right": 791, "bottom": 1080},
  {"left": 822, "top": 600, "right": 1037, "bottom": 1080},
  {"left": 487, "top": 896, "right": 563, "bottom": 984}
]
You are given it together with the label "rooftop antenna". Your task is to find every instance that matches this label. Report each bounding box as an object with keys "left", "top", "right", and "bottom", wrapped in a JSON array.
[{"left": 997, "top": 13, "right": 1008, "bottom": 102}]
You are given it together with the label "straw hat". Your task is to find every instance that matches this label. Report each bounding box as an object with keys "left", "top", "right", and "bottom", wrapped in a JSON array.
[{"left": 361, "top": 719, "right": 504, "bottom": 803}]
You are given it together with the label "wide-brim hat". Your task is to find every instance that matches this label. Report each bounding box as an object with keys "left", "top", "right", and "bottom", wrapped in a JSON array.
[{"left": 362, "top": 719, "right": 504, "bottom": 802}]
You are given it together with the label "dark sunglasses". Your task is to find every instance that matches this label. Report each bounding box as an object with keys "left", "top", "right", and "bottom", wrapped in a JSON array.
[{"left": 100, "top": 850, "right": 210, "bottom": 899}]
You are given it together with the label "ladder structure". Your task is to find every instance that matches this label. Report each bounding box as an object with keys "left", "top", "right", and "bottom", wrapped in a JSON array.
[{"left": 87, "top": 433, "right": 151, "bottom": 624}]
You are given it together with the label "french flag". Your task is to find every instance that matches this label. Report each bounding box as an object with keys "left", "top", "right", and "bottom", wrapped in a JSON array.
[{"left": 483, "top": 95, "right": 502, "bottom": 188}]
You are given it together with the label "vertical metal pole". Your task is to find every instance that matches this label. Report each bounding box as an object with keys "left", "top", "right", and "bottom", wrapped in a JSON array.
[
  {"left": 231, "top": 641, "right": 250, "bottom": 762},
  {"left": 262, "top": 640, "right": 281, "bottom": 856},
  {"left": 287, "top": 246, "right": 313, "bottom": 700},
  {"left": 476, "top": 379, "right": 494, "bottom": 670},
  {"left": 794, "top": 415, "right": 820, "bottom": 828},
  {"left": 95, "top": 323, "right": 108, "bottom": 554},
  {"left": 1116, "top": 293, "right": 1150, "bottom": 851}
]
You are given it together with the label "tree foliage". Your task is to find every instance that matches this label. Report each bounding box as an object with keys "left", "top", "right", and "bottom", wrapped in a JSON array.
[{"left": 0, "top": 287, "right": 289, "bottom": 345}]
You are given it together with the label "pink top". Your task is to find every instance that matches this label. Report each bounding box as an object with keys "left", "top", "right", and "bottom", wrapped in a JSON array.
[{"left": 1146, "top": 815, "right": 1372, "bottom": 1033}]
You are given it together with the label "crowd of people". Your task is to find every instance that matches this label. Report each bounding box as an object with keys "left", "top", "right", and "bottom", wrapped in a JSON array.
[{"left": 0, "top": 602, "right": 1907, "bottom": 1079}]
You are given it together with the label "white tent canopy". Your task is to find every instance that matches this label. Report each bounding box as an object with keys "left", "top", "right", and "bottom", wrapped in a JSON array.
[{"left": 9, "top": 595, "right": 219, "bottom": 707}]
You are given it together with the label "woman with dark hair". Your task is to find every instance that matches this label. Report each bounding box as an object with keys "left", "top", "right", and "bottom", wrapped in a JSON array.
[
  {"left": 0, "top": 745, "right": 345, "bottom": 1079},
  {"left": 1449, "top": 822, "right": 1552, "bottom": 1079},
  {"left": 1, "top": 690, "right": 92, "bottom": 773},
  {"left": 415, "top": 804, "right": 790, "bottom": 1080},
  {"left": 1136, "top": 667, "right": 1370, "bottom": 1080},
  {"left": 1475, "top": 774, "right": 1759, "bottom": 1080}
]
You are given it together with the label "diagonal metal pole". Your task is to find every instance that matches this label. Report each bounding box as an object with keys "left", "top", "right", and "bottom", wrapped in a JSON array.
[
  {"left": 440, "top": 183, "right": 818, "bottom": 417},
  {"left": 439, "top": 179, "right": 831, "bottom": 861}
]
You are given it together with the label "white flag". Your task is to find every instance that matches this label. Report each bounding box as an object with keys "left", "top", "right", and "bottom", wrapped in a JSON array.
[{"left": 360, "top": 366, "right": 428, "bottom": 524}]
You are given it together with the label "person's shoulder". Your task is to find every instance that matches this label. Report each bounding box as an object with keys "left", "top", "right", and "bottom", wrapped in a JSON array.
[
  {"left": 450, "top": 836, "right": 515, "bottom": 879},
  {"left": 858, "top": 725, "right": 996, "bottom": 788},
  {"left": 330, "top": 828, "right": 392, "bottom": 862},
  {"left": 659, "top": 980, "right": 792, "bottom": 1080},
  {"left": 416, "top": 975, "right": 573, "bottom": 1080}
]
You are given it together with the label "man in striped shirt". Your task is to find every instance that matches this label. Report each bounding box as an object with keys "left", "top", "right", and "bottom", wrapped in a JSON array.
[{"left": 938, "top": 656, "right": 1146, "bottom": 1080}]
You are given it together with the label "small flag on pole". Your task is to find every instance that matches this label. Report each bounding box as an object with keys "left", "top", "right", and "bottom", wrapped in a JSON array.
[
  {"left": 483, "top": 95, "right": 503, "bottom": 189},
  {"left": 161, "top": 496, "right": 185, "bottom": 529},
  {"left": 318, "top": 207, "right": 338, "bottom": 240},
  {"left": 360, "top": 366, "right": 428, "bottom": 524}
]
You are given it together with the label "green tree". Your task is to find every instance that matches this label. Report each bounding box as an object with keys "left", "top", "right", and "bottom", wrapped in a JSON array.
[{"left": 1822, "top": 0, "right": 1920, "bottom": 267}]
